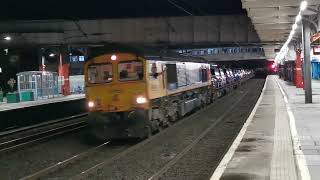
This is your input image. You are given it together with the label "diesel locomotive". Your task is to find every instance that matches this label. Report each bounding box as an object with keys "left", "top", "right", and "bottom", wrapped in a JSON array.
[{"left": 84, "top": 46, "right": 215, "bottom": 140}]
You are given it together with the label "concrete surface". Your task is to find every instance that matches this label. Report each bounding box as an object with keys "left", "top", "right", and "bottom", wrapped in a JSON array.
[
  {"left": 220, "top": 76, "right": 298, "bottom": 180},
  {"left": 278, "top": 77, "right": 320, "bottom": 180}
]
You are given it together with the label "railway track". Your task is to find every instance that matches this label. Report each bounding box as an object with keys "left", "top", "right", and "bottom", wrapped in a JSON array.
[
  {"left": 147, "top": 96, "right": 244, "bottom": 180},
  {"left": 149, "top": 83, "right": 262, "bottom": 180},
  {"left": 15, "top": 89, "right": 241, "bottom": 180},
  {"left": 0, "top": 117, "right": 88, "bottom": 154},
  {"left": 19, "top": 141, "right": 111, "bottom": 180},
  {"left": 71, "top": 90, "right": 247, "bottom": 180},
  {"left": 0, "top": 78, "right": 261, "bottom": 180},
  {"left": 0, "top": 113, "right": 88, "bottom": 138},
  {"left": 66, "top": 79, "right": 264, "bottom": 180}
]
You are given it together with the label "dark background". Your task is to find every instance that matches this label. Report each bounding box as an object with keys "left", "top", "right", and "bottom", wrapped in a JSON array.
[
  {"left": 0, "top": 0, "right": 244, "bottom": 20},
  {"left": 0, "top": 0, "right": 245, "bottom": 92}
]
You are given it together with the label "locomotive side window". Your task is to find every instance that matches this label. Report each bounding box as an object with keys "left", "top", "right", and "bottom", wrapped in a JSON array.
[
  {"left": 201, "top": 68, "right": 208, "bottom": 82},
  {"left": 88, "top": 63, "right": 113, "bottom": 84},
  {"left": 118, "top": 60, "right": 144, "bottom": 81}
]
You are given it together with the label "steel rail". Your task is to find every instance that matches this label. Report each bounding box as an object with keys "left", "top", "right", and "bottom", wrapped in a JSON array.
[
  {"left": 19, "top": 141, "right": 111, "bottom": 180},
  {"left": 0, "top": 113, "right": 88, "bottom": 138},
  {"left": 0, "top": 120, "right": 87, "bottom": 154}
]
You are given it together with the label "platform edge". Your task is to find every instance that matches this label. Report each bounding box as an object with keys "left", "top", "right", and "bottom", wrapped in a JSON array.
[
  {"left": 275, "top": 77, "right": 311, "bottom": 180},
  {"left": 209, "top": 77, "right": 267, "bottom": 180}
]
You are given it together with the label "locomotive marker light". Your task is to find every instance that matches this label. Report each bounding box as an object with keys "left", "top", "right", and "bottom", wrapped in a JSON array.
[
  {"left": 111, "top": 54, "right": 117, "bottom": 61},
  {"left": 136, "top": 96, "right": 147, "bottom": 104},
  {"left": 88, "top": 101, "right": 95, "bottom": 108}
]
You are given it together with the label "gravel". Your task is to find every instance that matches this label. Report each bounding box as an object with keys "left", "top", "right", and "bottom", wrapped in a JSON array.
[{"left": 0, "top": 128, "right": 99, "bottom": 179}]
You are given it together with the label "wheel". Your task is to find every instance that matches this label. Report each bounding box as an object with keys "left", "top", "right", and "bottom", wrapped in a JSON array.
[
  {"left": 169, "top": 111, "right": 179, "bottom": 122},
  {"left": 144, "top": 126, "right": 153, "bottom": 139}
]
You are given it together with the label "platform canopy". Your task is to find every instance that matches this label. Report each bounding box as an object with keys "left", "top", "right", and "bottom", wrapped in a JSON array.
[{"left": 242, "top": 0, "right": 320, "bottom": 60}]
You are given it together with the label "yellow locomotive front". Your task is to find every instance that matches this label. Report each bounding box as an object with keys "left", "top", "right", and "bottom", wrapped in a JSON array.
[{"left": 85, "top": 52, "right": 151, "bottom": 139}]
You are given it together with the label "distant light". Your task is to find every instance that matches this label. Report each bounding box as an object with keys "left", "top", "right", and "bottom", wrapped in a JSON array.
[
  {"left": 295, "top": 13, "right": 302, "bottom": 23},
  {"left": 292, "top": 23, "right": 298, "bottom": 30},
  {"left": 0, "top": 67, "right": 2, "bottom": 73},
  {"left": 300, "top": 1, "right": 308, "bottom": 11},
  {"left": 49, "top": 53, "right": 55, "bottom": 57},
  {"left": 111, "top": 54, "right": 117, "bottom": 61},
  {"left": 4, "top": 36, "right": 11, "bottom": 41},
  {"left": 69, "top": 53, "right": 72, "bottom": 56}
]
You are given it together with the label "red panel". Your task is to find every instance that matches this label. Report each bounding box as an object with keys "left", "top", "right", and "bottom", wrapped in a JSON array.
[
  {"left": 58, "top": 64, "right": 70, "bottom": 95},
  {"left": 295, "top": 51, "right": 303, "bottom": 88}
]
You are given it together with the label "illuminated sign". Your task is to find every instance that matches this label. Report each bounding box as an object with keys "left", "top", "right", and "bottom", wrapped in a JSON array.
[
  {"left": 311, "top": 32, "right": 320, "bottom": 44},
  {"left": 70, "top": 56, "right": 85, "bottom": 62},
  {"left": 313, "top": 46, "right": 320, "bottom": 55}
]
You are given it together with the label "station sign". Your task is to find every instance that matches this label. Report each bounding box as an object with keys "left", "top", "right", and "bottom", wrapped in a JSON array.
[
  {"left": 313, "top": 46, "right": 320, "bottom": 55},
  {"left": 311, "top": 32, "right": 320, "bottom": 45}
]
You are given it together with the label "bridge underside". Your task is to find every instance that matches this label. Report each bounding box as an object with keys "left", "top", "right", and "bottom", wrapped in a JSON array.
[{"left": 242, "top": 0, "right": 320, "bottom": 60}]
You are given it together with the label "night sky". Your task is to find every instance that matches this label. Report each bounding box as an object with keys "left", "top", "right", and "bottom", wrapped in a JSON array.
[{"left": 1, "top": 0, "right": 244, "bottom": 20}]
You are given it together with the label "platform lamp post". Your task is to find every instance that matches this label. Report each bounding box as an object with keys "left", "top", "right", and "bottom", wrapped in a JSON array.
[
  {"left": 297, "top": 0, "right": 320, "bottom": 104},
  {"left": 301, "top": 2, "right": 320, "bottom": 104},
  {"left": 302, "top": 19, "right": 312, "bottom": 103}
]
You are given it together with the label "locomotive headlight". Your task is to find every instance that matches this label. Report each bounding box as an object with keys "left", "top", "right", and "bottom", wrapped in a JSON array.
[
  {"left": 111, "top": 54, "right": 117, "bottom": 61},
  {"left": 88, "top": 101, "right": 95, "bottom": 108},
  {"left": 136, "top": 96, "right": 147, "bottom": 104}
]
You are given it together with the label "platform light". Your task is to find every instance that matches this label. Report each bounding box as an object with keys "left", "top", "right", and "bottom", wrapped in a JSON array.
[
  {"left": 4, "top": 36, "right": 11, "bottom": 41},
  {"left": 111, "top": 54, "right": 117, "bottom": 61},
  {"left": 292, "top": 23, "right": 298, "bottom": 30},
  {"left": 295, "top": 13, "right": 302, "bottom": 23},
  {"left": 88, "top": 101, "right": 95, "bottom": 108},
  {"left": 290, "top": 30, "right": 295, "bottom": 36},
  {"left": 4, "top": 48, "right": 8, "bottom": 55},
  {"left": 136, "top": 96, "right": 147, "bottom": 104},
  {"left": 49, "top": 53, "right": 55, "bottom": 57},
  {"left": 300, "top": 1, "right": 308, "bottom": 11}
]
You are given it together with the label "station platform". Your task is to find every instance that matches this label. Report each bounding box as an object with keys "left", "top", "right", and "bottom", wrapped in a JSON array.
[
  {"left": 0, "top": 94, "right": 85, "bottom": 112},
  {"left": 211, "top": 75, "right": 320, "bottom": 180}
]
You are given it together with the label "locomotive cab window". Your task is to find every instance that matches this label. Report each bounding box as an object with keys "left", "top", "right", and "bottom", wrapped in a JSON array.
[
  {"left": 118, "top": 60, "right": 144, "bottom": 81},
  {"left": 88, "top": 63, "right": 113, "bottom": 84}
]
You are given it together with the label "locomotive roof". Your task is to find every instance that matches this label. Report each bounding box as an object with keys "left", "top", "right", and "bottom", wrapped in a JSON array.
[{"left": 88, "top": 43, "right": 207, "bottom": 63}]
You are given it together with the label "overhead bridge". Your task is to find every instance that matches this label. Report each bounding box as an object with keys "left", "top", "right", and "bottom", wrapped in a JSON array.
[
  {"left": 178, "top": 47, "right": 265, "bottom": 61},
  {"left": 0, "top": 15, "right": 261, "bottom": 48}
]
